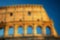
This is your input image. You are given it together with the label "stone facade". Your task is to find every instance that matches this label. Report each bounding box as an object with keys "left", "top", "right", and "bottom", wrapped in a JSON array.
[{"left": 0, "top": 4, "right": 59, "bottom": 40}]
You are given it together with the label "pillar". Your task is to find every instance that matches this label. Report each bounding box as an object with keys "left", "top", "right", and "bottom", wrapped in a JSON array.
[
  {"left": 14, "top": 24, "right": 18, "bottom": 37},
  {"left": 4, "top": 25, "right": 9, "bottom": 37},
  {"left": 42, "top": 26, "right": 46, "bottom": 36},
  {"left": 24, "top": 25, "right": 27, "bottom": 36},
  {"left": 33, "top": 25, "right": 36, "bottom": 36},
  {"left": 51, "top": 26, "right": 58, "bottom": 37}
]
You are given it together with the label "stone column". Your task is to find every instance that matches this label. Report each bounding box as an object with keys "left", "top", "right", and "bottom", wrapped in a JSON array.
[
  {"left": 33, "top": 25, "right": 36, "bottom": 36},
  {"left": 51, "top": 26, "right": 58, "bottom": 37},
  {"left": 24, "top": 25, "right": 27, "bottom": 36},
  {"left": 4, "top": 25, "right": 9, "bottom": 37},
  {"left": 42, "top": 26, "right": 46, "bottom": 36},
  {"left": 14, "top": 24, "right": 18, "bottom": 37}
]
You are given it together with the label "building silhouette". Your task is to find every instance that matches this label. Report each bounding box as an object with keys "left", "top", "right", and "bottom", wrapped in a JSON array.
[{"left": 0, "top": 4, "right": 60, "bottom": 40}]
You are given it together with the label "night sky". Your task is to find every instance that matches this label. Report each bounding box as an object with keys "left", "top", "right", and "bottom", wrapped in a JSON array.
[{"left": 0, "top": 0, "right": 60, "bottom": 35}]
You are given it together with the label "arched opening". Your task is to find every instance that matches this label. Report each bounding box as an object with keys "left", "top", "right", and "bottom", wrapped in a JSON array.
[
  {"left": 46, "top": 26, "right": 51, "bottom": 35},
  {"left": 8, "top": 26, "right": 14, "bottom": 35},
  {"left": 27, "top": 26, "right": 33, "bottom": 34},
  {"left": 28, "top": 11, "right": 31, "bottom": 16},
  {"left": 36, "top": 26, "right": 42, "bottom": 34},
  {"left": 10, "top": 12, "right": 13, "bottom": 16},
  {"left": 0, "top": 27, "right": 4, "bottom": 37},
  {"left": 18, "top": 26, "right": 23, "bottom": 34}
]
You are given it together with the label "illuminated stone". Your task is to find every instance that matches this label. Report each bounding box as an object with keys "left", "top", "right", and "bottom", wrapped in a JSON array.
[{"left": 0, "top": 4, "right": 59, "bottom": 40}]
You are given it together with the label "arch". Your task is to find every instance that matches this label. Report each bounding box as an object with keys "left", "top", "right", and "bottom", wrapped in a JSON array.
[
  {"left": 18, "top": 26, "right": 23, "bottom": 34},
  {"left": 46, "top": 26, "right": 51, "bottom": 35},
  {"left": 36, "top": 26, "right": 42, "bottom": 34},
  {"left": 27, "top": 26, "right": 33, "bottom": 34},
  {"left": 0, "top": 27, "right": 4, "bottom": 37},
  {"left": 28, "top": 11, "right": 31, "bottom": 16},
  {"left": 8, "top": 26, "right": 14, "bottom": 35}
]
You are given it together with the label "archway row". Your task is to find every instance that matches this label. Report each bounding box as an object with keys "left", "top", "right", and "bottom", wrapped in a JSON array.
[{"left": 0, "top": 26, "right": 51, "bottom": 36}]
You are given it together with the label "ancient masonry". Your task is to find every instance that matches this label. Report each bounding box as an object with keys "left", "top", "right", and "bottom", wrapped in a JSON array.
[{"left": 0, "top": 4, "right": 59, "bottom": 40}]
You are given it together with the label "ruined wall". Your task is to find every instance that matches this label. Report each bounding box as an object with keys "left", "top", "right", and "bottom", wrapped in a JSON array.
[{"left": 0, "top": 5, "right": 58, "bottom": 38}]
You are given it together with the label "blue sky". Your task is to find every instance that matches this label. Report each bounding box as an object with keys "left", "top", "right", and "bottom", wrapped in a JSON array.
[{"left": 0, "top": 0, "right": 60, "bottom": 35}]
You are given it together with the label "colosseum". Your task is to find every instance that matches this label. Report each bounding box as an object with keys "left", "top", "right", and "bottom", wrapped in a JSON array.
[{"left": 0, "top": 4, "right": 60, "bottom": 40}]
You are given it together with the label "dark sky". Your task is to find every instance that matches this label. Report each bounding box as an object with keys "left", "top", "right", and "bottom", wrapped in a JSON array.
[{"left": 0, "top": 0, "right": 60, "bottom": 35}]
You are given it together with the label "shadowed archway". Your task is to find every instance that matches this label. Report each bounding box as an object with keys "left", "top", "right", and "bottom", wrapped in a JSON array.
[
  {"left": 0, "top": 27, "right": 4, "bottom": 37},
  {"left": 27, "top": 26, "right": 33, "bottom": 34},
  {"left": 8, "top": 26, "right": 14, "bottom": 35},
  {"left": 46, "top": 26, "right": 51, "bottom": 35},
  {"left": 18, "top": 26, "right": 24, "bottom": 34},
  {"left": 36, "top": 26, "right": 42, "bottom": 34}
]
